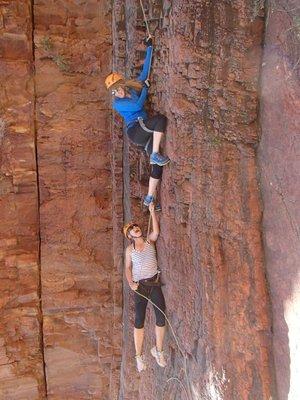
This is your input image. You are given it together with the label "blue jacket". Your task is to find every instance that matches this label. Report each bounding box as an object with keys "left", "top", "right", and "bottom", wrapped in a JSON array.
[{"left": 113, "top": 46, "right": 152, "bottom": 128}]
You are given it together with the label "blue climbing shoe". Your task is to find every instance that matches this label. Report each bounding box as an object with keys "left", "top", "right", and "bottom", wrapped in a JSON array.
[
  {"left": 150, "top": 152, "right": 170, "bottom": 166},
  {"left": 143, "top": 194, "right": 155, "bottom": 207},
  {"left": 143, "top": 195, "right": 162, "bottom": 212}
]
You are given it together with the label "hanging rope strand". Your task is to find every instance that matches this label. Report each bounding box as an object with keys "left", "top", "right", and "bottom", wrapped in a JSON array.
[
  {"left": 134, "top": 289, "right": 193, "bottom": 400},
  {"left": 139, "top": 0, "right": 151, "bottom": 38}
]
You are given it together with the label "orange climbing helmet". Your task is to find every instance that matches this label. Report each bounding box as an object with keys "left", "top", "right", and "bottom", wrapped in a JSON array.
[
  {"left": 123, "top": 222, "right": 139, "bottom": 238},
  {"left": 105, "top": 73, "right": 124, "bottom": 90}
]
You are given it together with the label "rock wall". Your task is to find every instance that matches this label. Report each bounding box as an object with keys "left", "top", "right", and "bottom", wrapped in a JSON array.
[
  {"left": 259, "top": 1, "right": 300, "bottom": 399},
  {"left": 115, "top": 1, "right": 278, "bottom": 399},
  {"left": 1, "top": 0, "right": 298, "bottom": 399},
  {"left": 0, "top": 1, "right": 122, "bottom": 399},
  {"left": 0, "top": 2, "right": 46, "bottom": 399}
]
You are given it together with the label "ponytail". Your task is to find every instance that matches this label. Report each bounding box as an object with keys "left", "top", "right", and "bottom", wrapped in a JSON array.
[
  {"left": 124, "top": 79, "right": 143, "bottom": 92},
  {"left": 110, "top": 78, "right": 144, "bottom": 95}
]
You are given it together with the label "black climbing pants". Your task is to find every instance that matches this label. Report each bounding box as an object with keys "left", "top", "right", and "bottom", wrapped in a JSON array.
[
  {"left": 134, "top": 284, "right": 166, "bottom": 329},
  {"left": 127, "top": 114, "right": 168, "bottom": 180}
]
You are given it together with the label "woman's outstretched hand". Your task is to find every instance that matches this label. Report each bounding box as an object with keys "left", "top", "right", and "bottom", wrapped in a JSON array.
[
  {"left": 144, "top": 35, "right": 153, "bottom": 47},
  {"left": 130, "top": 282, "right": 139, "bottom": 291},
  {"left": 149, "top": 203, "right": 155, "bottom": 214}
]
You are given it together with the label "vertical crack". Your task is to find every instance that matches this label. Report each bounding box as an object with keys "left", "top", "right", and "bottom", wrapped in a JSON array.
[{"left": 30, "top": 0, "right": 48, "bottom": 397}]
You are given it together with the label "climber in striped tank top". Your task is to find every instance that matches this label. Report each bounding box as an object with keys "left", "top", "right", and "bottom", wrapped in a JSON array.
[{"left": 123, "top": 203, "right": 167, "bottom": 373}]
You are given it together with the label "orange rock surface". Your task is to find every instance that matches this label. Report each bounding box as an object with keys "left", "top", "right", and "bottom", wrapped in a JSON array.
[
  {"left": 115, "top": 1, "right": 277, "bottom": 399},
  {"left": 0, "top": 1, "right": 46, "bottom": 399},
  {"left": 1, "top": 1, "right": 298, "bottom": 399},
  {"left": 259, "top": 1, "right": 300, "bottom": 399},
  {"left": 0, "top": 1, "right": 122, "bottom": 399},
  {"left": 34, "top": 1, "right": 122, "bottom": 398}
]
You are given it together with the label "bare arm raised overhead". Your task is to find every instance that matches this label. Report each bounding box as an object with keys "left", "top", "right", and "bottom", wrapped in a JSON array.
[{"left": 148, "top": 203, "right": 159, "bottom": 243}]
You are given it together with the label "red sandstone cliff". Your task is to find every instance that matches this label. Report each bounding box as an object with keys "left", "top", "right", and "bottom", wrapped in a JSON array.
[
  {"left": 0, "top": 1, "right": 45, "bottom": 398},
  {"left": 259, "top": 1, "right": 300, "bottom": 399},
  {"left": 0, "top": 1, "right": 122, "bottom": 399},
  {"left": 117, "top": 1, "right": 276, "bottom": 399},
  {"left": 0, "top": 1, "right": 299, "bottom": 399}
]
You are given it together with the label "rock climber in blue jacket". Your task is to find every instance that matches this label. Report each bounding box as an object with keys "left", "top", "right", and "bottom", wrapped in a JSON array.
[{"left": 105, "top": 37, "right": 170, "bottom": 208}]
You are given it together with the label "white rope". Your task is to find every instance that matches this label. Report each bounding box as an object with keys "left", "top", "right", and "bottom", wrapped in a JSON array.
[
  {"left": 134, "top": 289, "right": 193, "bottom": 399},
  {"left": 135, "top": 290, "right": 184, "bottom": 355},
  {"left": 135, "top": 4, "right": 192, "bottom": 399},
  {"left": 139, "top": 0, "right": 151, "bottom": 38},
  {"left": 164, "top": 377, "right": 190, "bottom": 400}
]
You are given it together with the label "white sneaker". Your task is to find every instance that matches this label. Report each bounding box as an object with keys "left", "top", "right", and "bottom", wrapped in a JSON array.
[
  {"left": 151, "top": 346, "right": 167, "bottom": 368},
  {"left": 135, "top": 354, "right": 147, "bottom": 372}
]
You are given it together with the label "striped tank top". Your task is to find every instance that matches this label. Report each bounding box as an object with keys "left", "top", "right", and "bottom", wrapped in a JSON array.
[{"left": 131, "top": 240, "right": 158, "bottom": 282}]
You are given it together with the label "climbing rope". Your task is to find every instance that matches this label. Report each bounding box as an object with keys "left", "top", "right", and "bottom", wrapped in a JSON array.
[
  {"left": 135, "top": 209, "right": 192, "bottom": 398},
  {"left": 134, "top": 289, "right": 193, "bottom": 400},
  {"left": 164, "top": 377, "right": 190, "bottom": 400},
  {"left": 134, "top": 3, "right": 191, "bottom": 398},
  {"left": 135, "top": 290, "right": 185, "bottom": 360},
  {"left": 139, "top": 0, "right": 151, "bottom": 39}
]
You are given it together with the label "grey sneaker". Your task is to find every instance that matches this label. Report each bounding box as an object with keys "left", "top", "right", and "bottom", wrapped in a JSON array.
[
  {"left": 135, "top": 354, "right": 147, "bottom": 372},
  {"left": 151, "top": 346, "right": 167, "bottom": 368},
  {"left": 150, "top": 152, "right": 170, "bottom": 166}
]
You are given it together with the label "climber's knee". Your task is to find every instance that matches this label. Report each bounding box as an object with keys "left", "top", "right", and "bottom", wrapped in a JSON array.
[
  {"left": 150, "top": 164, "right": 163, "bottom": 179},
  {"left": 154, "top": 303, "right": 166, "bottom": 326},
  {"left": 134, "top": 317, "right": 145, "bottom": 329},
  {"left": 155, "top": 114, "right": 167, "bottom": 133}
]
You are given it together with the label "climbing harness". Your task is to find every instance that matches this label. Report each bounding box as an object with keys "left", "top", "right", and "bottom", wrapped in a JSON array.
[
  {"left": 138, "top": 272, "right": 161, "bottom": 287},
  {"left": 138, "top": 117, "right": 154, "bottom": 134},
  {"left": 136, "top": 117, "right": 155, "bottom": 154}
]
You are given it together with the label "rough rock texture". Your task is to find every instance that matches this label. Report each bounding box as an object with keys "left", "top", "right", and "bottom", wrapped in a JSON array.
[
  {"left": 1, "top": 0, "right": 298, "bottom": 399},
  {"left": 0, "top": 2, "right": 46, "bottom": 399},
  {"left": 33, "top": 1, "right": 122, "bottom": 399},
  {"left": 115, "top": 1, "right": 277, "bottom": 399},
  {"left": 0, "top": 1, "right": 122, "bottom": 399},
  {"left": 259, "top": 1, "right": 300, "bottom": 399}
]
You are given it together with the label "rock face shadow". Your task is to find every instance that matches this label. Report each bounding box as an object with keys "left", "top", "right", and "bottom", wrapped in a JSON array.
[{"left": 259, "top": 2, "right": 300, "bottom": 398}]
